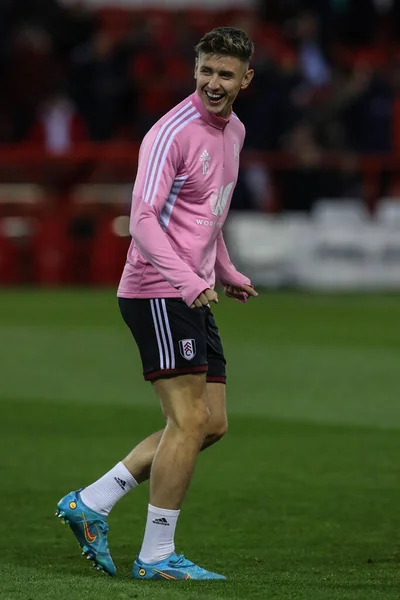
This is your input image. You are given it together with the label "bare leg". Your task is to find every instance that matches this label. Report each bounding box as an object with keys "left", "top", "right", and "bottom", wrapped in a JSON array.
[
  {"left": 123, "top": 383, "right": 227, "bottom": 484},
  {"left": 149, "top": 373, "right": 209, "bottom": 509},
  {"left": 136, "top": 376, "right": 227, "bottom": 563}
]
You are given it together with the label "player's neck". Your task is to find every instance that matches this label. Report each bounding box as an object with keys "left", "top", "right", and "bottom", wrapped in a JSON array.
[{"left": 191, "top": 90, "right": 230, "bottom": 130}]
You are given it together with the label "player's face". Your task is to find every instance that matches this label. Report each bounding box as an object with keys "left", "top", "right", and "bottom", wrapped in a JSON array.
[{"left": 194, "top": 53, "right": 254, "bottom": 118}]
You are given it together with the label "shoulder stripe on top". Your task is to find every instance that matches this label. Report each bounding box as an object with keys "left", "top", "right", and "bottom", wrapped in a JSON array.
[
  {"left": 143, "top": 101, "right": 192, "bottom": 200},
  {"left": 149, "top": 112, "right": 199, "bottom": 206},
  {"left": 144, "top": 102, "right": 199, "bottom": 205}
]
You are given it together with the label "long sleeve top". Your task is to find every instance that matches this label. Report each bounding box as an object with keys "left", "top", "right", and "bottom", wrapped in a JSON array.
[{"left": 118, "top": 90, "right": 250, "bottom": 306}]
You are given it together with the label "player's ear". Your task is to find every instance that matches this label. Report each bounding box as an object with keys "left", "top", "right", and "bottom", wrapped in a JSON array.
[
  {"left": 241, "top": 68, "right": 254, "bottom": 90},
  {"left": 194, "top": 58, "right": 198, "bottom": 79}
]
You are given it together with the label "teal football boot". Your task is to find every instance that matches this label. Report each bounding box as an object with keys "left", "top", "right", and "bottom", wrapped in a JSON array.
[
  {"left": 55, "top": 490, "right": 116, "bottom": 576},
  {"left": 132, "top": 552, "right": 226, "bottom": 580}
]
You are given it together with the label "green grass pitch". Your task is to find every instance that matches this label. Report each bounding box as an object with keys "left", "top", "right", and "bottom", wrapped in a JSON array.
[{"left": 1, "top": 289, "right": 400, "bottom": 599}]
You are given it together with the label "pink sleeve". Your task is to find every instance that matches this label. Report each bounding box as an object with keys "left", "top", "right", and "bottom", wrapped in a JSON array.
[
  {"left": 130, "top": 131, "right": 209, "bottom": 306},
  {"left": 215, "top": 230, "right": 251, "bottom": 302}
]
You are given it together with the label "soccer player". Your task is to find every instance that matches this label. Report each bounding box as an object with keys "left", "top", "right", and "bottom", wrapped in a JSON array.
[{"left": 56, "top": 26, "right": 257, "bottom": 581}]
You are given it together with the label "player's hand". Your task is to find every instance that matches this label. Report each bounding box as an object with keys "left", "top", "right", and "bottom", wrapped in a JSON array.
[
  {"left": 191, "top": 288, "right": 218, "bottom": 308},
  {"left": 224, "top": 284, "right": 258, "bottom": 301}
]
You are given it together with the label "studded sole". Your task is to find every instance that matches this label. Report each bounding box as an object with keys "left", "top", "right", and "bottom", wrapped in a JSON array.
[{"left": 55, "top": 509, "right": 106, "bottom": 574}]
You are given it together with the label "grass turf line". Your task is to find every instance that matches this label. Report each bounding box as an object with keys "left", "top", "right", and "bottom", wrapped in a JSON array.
[{"left": 0, "top": 290, "right": 400, "bottom": 599}]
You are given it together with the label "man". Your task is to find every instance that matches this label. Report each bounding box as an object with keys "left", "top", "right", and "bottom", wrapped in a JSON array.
[{"left": 56, "top": 26, "right": 257, "bottom": 581}]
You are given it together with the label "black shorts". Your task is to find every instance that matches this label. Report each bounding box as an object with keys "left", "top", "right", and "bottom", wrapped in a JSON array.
[{"left": 118, "top": 298, "right": 226, "bottom": 383}]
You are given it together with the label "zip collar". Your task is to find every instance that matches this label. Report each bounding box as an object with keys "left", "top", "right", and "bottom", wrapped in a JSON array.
[{"left": 191, "top": 90, "right": 230, "bottom": 131}]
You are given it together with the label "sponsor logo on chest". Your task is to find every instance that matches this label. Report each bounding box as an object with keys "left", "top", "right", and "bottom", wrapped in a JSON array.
[{"left": 209, "top": 182, "right": 235, "bottom": 217}]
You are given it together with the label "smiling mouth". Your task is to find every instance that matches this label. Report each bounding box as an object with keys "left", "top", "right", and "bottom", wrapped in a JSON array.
[{"left": 205, "top": 91, "right": 225, "bottom": 105}]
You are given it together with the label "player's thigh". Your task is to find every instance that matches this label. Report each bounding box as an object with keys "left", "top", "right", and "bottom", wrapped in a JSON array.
[
  {"left": 118, "top": 297, "right": 208, "bottom": 382},
  {"left": 153, "top": 379, "right": 227, "bottom": 436},
  {"left": 153, "top": 373, "right": 209, "bottom": 429}
]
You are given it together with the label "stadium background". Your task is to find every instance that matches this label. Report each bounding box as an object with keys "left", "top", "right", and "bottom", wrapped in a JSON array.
[{"left": 1, "top": 1, "right": 400, "bottom": 599}]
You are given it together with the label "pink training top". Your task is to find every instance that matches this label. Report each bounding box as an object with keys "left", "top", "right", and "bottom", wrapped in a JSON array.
[{"left": 117, "top": 90, "right": 251, "bottom": 306}]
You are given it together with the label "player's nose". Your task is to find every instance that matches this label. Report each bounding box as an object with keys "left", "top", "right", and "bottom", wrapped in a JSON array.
[{"left": 208, "top": 75, "right": 220, "bottom": 90}]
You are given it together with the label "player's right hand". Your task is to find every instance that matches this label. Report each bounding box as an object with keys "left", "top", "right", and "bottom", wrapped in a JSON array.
[{"left": 191, "top": 288, "right": 218, "bottom": 308}]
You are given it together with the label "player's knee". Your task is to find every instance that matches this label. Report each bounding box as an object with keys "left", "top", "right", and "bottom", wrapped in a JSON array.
[
  {"left": 170, "top": 399, "right": 210, "bottom": 434},
  {"left": 206, "top": 417, "right": 228, "bottom": 445},
  {"left": 186, "top": 403, "right": 210, "bottom": 432}
]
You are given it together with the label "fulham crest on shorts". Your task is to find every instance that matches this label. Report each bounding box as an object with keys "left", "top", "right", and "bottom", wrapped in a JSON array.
[{"left": 179, "top": 339, "right": 196, "bottom": 360}]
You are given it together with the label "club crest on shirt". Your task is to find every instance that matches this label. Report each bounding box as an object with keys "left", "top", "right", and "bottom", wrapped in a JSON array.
[
  {"left": 179, "top": 339, "right": 196, "bottom": 360},
  {"left": 200, "top": 149, "right": 210, "bottom": 175}
]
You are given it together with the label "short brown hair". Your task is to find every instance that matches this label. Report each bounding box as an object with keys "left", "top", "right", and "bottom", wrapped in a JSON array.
[{"left": 195, "top": 27, "right": 254, "bottom": 64}]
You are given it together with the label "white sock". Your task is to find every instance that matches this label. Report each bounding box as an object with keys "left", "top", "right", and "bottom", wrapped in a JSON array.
[
  {"left": 80, "top": 462, "right": 138, "bottom": 516},
  {"left": 138, "top": 504, "right": 180, "bottom": 564}
]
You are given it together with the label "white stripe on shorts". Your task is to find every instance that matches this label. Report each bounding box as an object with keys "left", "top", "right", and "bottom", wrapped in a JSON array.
[
  {"left": 160, "top": 299, "right": 175, "bottom": 369},
  {"left": 150, "top": 299, "right": 165, "bottom": 369},
  {"left": 150, "top": 299, "right": 175, "bottom": 371},
  {"left": 155, "top": 299, "right": 171, "bottom": 369}
]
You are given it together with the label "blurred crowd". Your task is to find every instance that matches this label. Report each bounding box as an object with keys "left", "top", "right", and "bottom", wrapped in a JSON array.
[{"left": 1, "top": 0, "right": 400, "bottom": 210}]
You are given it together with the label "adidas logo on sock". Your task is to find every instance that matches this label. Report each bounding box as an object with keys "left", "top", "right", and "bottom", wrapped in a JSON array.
[
  {"left": 114, "top": 477, "right": 127, "bottom": 491},
  {"left": 152, "top": 517, "right": 170, "bottom": 526}
]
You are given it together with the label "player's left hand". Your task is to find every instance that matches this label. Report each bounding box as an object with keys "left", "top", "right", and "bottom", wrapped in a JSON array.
[
  {"left": 224, "top": 284, "right": 258, "bottom": 302},
  {"left": 190, "top": 288, "right": 218, "bottom": 308}
]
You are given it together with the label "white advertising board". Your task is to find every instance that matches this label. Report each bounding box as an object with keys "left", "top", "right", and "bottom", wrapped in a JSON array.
[{"left": 226, "top": 203, "right": 400, "bottom": 291}]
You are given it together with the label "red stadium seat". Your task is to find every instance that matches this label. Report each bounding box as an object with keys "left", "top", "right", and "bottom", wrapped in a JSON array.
[
  {"left": 96, "top": 7, "right": 133, "bottom": 42},
  {"left": 0, "top": 184, "right": 45, "bottom": 284},
  {"left": 32, "top": 208, "right": 71, "bottom": 286},
  {"left": 90, "top": 214, "right": 130, "bottom": 285},
  {"left": 70, "top": 184, "right": 130, "bottom": 285},
  {"left": 0, "top": 222, "right": 19, "bottom": 284}
]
